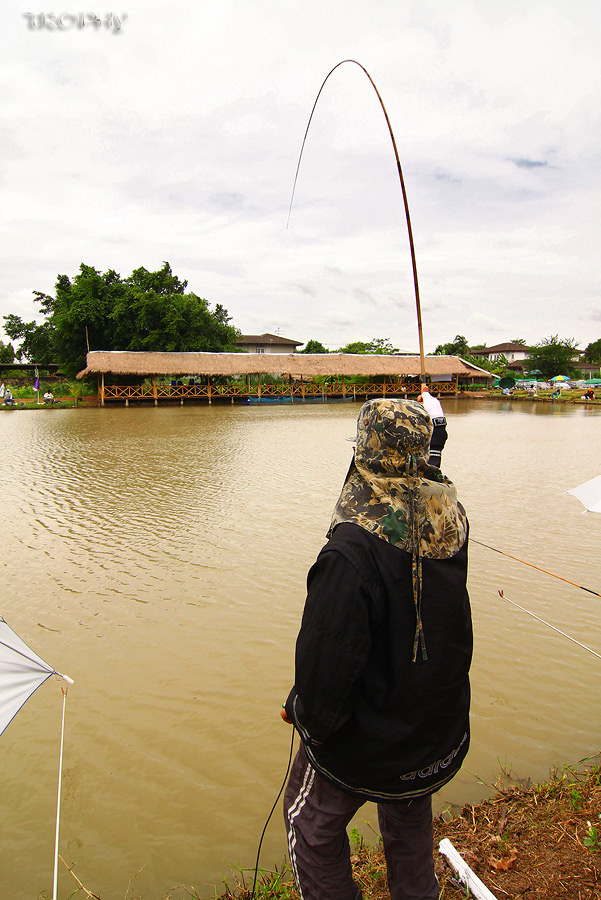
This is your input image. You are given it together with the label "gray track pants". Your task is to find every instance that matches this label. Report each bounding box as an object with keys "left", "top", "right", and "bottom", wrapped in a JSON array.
[{"left": 283, "top": 745, "right": 439, "bottom": 900}]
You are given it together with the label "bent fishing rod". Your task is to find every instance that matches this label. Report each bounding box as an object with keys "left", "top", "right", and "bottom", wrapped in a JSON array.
[
  {"left": 287, "top": 59, "right": 427, "bottom": 388},
  {"left": 252, "top": 61, "right": 428, "bottom": 893}
]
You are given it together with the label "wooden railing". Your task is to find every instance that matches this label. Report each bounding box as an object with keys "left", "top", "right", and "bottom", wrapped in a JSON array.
[{"left": 99, "top": 377, "right": 459, "bottom": 404}]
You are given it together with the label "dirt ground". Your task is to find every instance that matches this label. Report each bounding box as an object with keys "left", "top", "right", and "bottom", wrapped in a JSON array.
[{"left": 432, "top": 762, "right": 601, "bottom": 899}]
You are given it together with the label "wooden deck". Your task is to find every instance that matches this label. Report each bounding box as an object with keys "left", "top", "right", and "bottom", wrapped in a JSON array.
[{"left": 99, "top": 377, "right": 460, "bottom": 405}]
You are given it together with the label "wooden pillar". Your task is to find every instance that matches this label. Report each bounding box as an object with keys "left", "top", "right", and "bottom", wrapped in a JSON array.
[
  {"left": 342, "top": 376, "right": 346, "bottom": 399},
  {"left": 152, "top": 374, "right": 158, "bottom": 407},
  {"left": 301, "top": 376, "right": 305, "bottom": 400},
  {"left": 289, "top": 375, "right": 294, "bottom": 404},
  {"left": 258, "top": 373, "right": 261, "bottom": 404},
  {"left": 246, "top": 374, "right": 250, "bottom": 400},
  {"left": 207, "top": 375, "right": 212, "bottom": 406},
  {"left": 101, "top": 372, "right": 105, "bottom": 407}
]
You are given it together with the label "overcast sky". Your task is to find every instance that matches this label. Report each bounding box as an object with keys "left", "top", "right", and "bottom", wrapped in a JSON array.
[{"left": 2, "top": 0, "right": 600, "bottom": 353}]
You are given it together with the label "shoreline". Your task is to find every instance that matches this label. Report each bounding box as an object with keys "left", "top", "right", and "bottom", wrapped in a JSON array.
[
  {"left": 459, "top": 390, "right": 601, "bottom": 405},
  {"left": 54, "top": 757, "right": 601, "bottom": 900},
  {"left": 202, "top": 756, "right": 601, "bottom": 900},
  {"left": 2, "top": 391, "right": 601, "bottom": 410}
]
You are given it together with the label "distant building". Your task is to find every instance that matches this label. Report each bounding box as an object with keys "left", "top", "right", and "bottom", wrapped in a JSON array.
[
  {"left": 469, "top": 342, "right": 531, "bottom": 363},
  {"left": 576, "top": 360, "right": 601, "bottom": 379},
  {"left": 236, "top": 333, "right": 302, "bottom": 354}
]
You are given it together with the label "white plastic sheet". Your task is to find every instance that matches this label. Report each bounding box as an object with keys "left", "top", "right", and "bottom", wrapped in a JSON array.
[
  {"left": 0, "top": 614, "right": 59, "bottom": 735},
  {"left": 566, "top": 475, "right": 601, "bottom": 513}
]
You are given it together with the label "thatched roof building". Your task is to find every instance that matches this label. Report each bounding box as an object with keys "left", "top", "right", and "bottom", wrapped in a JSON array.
[{"left": 78, "top": 350, "right": 491, "bottom": 379}]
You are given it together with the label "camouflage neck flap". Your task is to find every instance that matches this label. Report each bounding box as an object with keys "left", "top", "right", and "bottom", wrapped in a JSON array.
[{"left": 327, "top": 398, "right": 468, "bottom": 661}]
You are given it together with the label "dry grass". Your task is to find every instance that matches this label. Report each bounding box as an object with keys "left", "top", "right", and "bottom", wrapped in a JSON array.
[{"left": 77, "top": 350, "right": 487, "bottom": 379}]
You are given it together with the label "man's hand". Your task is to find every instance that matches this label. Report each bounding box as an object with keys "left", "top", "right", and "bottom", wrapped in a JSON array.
[{"left": 280, "top": 705, "right": 292, "bottom": 724}]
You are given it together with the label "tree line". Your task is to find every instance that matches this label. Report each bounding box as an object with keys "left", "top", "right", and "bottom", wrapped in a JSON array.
[
  {"left": 300, "top": 334, "right": 598, "bottom": 382},
  {"left": 432, "top": 334, "right": 595, "bottom": 382},
  {"left": 1, "top": 262, "right": 240, "bottom": 378},
  {"left": 2, "top": 264, "right": 599, "bottom": 382},
  {"left": 0, "top": 261, "right": 405, "bottom": 378}
]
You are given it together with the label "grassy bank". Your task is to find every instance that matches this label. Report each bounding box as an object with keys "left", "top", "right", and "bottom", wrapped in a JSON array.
[
  {"left": 215, "top": 758, "right": 601, "bottom": 900},
  {"left": 0, "top": 378, "right": 97, "bottom": 409},
  {"left": 0, "top": 396, "right": 97, "bottom": 409},
  {"left": 461, "top": 388, "right": 601, "bottom": 404}
]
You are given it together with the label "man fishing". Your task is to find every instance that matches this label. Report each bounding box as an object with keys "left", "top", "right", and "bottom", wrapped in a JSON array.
[{"left": 282, "top": 397, "right": 472, "bottom": 900}]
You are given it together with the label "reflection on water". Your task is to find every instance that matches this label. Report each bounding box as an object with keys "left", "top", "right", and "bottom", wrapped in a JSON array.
[{"left": 1, "top": 400, "right": 601, "bottom": 897}]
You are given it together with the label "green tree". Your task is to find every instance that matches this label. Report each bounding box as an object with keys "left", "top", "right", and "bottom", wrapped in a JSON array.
[
  {"left": 300, "top": 339, "right": 328, "bottom": 354},
  {"left": 468, "top": 355, "right": 496, "bottom": 373},
  {"left": 337, "top": 338, "right": 399, "bottom": 354},
  {"left": 3, "top": 315, "right": 54, "bottom": 364},
  {"left": 490, "top": 353, "right": 509, "bottom": 376},
  {"left": 525, "top": 335, "right": 581, "bottom": 381},
  {"left": 433, "top": 335, "right": 470, "bottom": 356},
  {"left": 0, "top": 339, "right": 15, "bottom": 363},
  {"left": 4, "top": 262, "right": 240, "bottom": 378},
  {"left": 584, "top": 339, "right": 601, "bottom": 363},
  {"left": 510, "top": 338, "right": 528, "bottom": 346}
]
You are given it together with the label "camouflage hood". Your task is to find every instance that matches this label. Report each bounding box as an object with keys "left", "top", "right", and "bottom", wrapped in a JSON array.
[
  {"left": 328, "top": 398, "right": 468, "bottom": 661},
  {"left": 329, "top": 398, "right": 467, "bottom": 558}
]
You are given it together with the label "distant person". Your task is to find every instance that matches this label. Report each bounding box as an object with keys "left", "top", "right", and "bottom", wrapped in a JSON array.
[
  {"left": 3, "top": 387, "right": 14, "bottom": 406},
  {"left": 417, "top": 387, "right": 447, "bottom": 467},
  {"left": 43, "top": 390, "right": 55, "bottom": 404}
]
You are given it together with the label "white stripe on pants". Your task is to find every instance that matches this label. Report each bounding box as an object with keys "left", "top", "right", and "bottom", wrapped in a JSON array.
[{"left": 283, "top": 744, "right": 438, "bottom": 900}]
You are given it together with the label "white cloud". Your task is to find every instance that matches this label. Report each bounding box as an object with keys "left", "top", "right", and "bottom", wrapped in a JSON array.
[{"left": 1, "top": 0, "right": 600, "bottom": 355}]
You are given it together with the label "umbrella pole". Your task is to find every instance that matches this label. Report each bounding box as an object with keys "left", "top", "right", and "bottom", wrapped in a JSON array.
[{"left": 53, "top": 687, "right": 68, "bottom": 900}]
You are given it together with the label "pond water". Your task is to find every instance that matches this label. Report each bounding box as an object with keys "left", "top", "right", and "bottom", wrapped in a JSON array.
[{"left": 1, "top": 398, "right": 600, "bottom": 898}]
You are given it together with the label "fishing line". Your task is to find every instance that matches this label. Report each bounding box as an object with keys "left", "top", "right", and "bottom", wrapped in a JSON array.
[
  {"left": 250, "top": 726, "right": 296, "bottom": 900},
  {"left": 497, "top": 590, "right": 601, "bottom": 661},
  {"left": 470, "top": 538, "right": 601, "bottom": 598},
  {"left": 287, "top": 59, "right": 426, "bottom": 385}
]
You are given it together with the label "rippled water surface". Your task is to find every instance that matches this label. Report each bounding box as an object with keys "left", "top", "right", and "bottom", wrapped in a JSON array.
[{"left": 1, "top": 399, "right": 601, "bottom": 898}]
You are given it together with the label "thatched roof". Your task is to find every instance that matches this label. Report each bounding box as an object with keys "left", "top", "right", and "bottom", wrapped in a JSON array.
[
  {"left": 236, "top": 333, "right": 302, "bottom": 347},
  {"left": 77, "top": 350, "right": 492, "bottom": 379}
]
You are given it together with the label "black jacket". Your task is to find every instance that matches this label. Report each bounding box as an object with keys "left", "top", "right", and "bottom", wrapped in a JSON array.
[{"left": 285, "top": 522, "right": 472, "bottom": 801}]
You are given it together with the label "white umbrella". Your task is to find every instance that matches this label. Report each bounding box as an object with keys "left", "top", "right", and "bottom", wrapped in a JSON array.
[
  {"left": 565, "top": 475, "right": 601, "bottom": 513},
  {"left": 0, "top": 615, "right": 73, "bottom": 900}
]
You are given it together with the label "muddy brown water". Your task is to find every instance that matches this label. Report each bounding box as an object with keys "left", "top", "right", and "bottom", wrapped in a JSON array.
[{"left": 1, "top": 399, "right": 600, "bottom": 898}]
